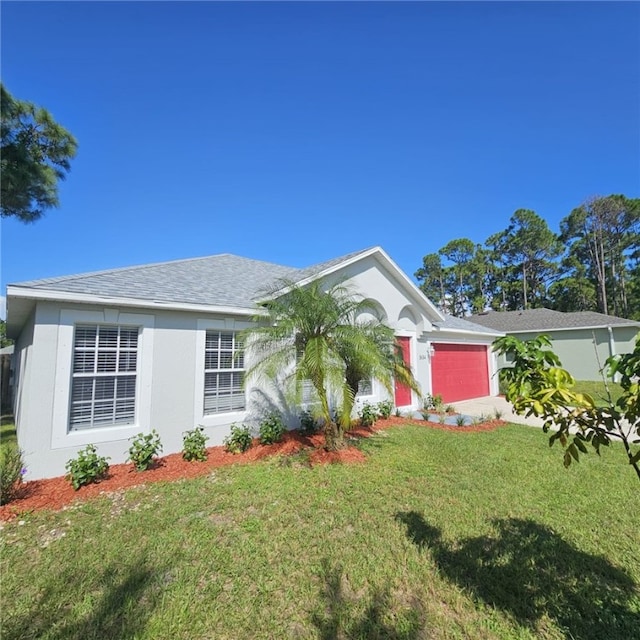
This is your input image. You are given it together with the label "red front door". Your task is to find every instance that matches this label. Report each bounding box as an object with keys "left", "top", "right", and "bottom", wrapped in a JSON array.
[{"left": 394, "top": 336, "right": 412, "bottom": 407}]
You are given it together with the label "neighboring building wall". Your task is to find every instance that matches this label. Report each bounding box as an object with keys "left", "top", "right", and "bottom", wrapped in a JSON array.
[{"left": 496, "top": 326, "right": 640, "bottom": 381}]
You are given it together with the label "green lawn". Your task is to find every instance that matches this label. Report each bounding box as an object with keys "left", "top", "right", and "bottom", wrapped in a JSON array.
[
  {"left": 572, "top": 380, "right": 624, "bottom": 406},
  {"left": 0, "top": 417, "right": 17, "bottom": 450},
  {"left": 1, "top": 424, "right": 638, "bottom": 639}
]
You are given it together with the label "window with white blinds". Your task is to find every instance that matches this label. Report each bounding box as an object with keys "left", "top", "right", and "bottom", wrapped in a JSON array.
[
  {"left": 204, "top": 331, "right": 245, "bottom": 414},
  {"left": 69, "top": 325, "right": 139, "bottom": 430}
]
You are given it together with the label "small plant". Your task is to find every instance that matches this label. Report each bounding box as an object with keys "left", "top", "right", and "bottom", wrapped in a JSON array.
[
  {"left": 224, "top": 423, "right": 253, "bottom": 454},
  {"left": 128, "top": 430, "right": 163, "bottom": 471},
  {"left": 394, "top": 408, "right": 402, "bottom": 417},
  {"left": 376, "top": 400, "right": 393, "bottom": 419},
  {"left": 438, "top": 412, "right": 447, "bottom": 425},
  {"left": 444, "top": 404, "right": 455, "bottom": 414},
  {"left": 259, "top": 412, "right": 286, "bottom": 445},
  {"left": 299, "top": 410, "right": 319, "bottom": 435},
  {"left": 0, "top": 446, "right": 26, "bottom": 505},
  {"left": 455, "top": 415, "right": 466, "bottom": 427},
  {"left": 424, "top": 393, "right": 444, "bottom": 412},
  {"left": 182, "top": 426, "right": 209, "bottom": 462},
  {"left": 493, "top": 408, "right": 503, "bottom": 420},
  {"left": 478, "top": 413, "right": 487, "bottom": 424},
  {"left": 65, "top": 444, "right": 110, "bottom": 490},
  {"left": 359, "top": 402, "right": 379, "bottom": 427}
]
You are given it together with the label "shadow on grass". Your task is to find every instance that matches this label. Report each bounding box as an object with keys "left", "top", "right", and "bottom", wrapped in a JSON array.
[
  {"left": 4, "top": 554, "right": 165, "bottom": 640},
  {"left": 395, "top": 511, "right": 640, "bottom": 639},
  {"left": 310, "top": 558, "right": 426, "bottom": 639}
]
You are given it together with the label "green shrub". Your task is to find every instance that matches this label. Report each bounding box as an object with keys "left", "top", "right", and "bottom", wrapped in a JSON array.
[
  {"left": 259, "top": 413, "right": 286, "bottom": 445},
  {"left": 376, "top": 400, "right": 393, "bottom": 419},
  {"left": 455, "top": 415, "right": 466, "bottom": 427},
  {"left": 182, "top": 426, "right": 209, "bottom": 462},
  {"left": 359, "top": 402, "right": 379, "bottom": 427},
  {"left": 65, "top": 444, "right": 110, "bottom": 490},
  {"left": 128, "top": 430, "right": 163, "bottom": 471},
  {"left": 0, "top": 445, "right": 25, "bottom": 505},
  {"left": 299, "top": 410, "right": 319, "bottom": 435},
  {"left": 224, "top": 423, "right": 253, "bottom": 454},
  {"left": 493, "top": 408, "right": 503, "bottom": 420}
]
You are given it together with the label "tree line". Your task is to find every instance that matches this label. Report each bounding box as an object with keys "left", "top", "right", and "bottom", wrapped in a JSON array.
[{"left": 415, "top": 196, "right": 640, "bottom": 320}]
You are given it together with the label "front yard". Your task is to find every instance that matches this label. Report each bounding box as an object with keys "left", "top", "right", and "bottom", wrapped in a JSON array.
[{"left": 1, "top": 423, "right": 638, "bottom": 639}]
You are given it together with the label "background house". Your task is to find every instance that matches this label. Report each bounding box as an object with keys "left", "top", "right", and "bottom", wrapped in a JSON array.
[
  {"left": 469, "top": 308, "right": 640, "bottom": 380},
  {"left": 6, "top": 246, "right": 501, "bottom": 480}
]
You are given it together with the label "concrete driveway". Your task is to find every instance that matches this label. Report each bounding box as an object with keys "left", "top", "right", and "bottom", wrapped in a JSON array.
[{"left": 452, "top": 396, "right": 546, "bottom": 428}]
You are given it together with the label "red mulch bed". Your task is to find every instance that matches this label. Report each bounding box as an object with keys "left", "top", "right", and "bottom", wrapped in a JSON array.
[{"left": 0, "top": 417, "right": 505, "bottom": 521}]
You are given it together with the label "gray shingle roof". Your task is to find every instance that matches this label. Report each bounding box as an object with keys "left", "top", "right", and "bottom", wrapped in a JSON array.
[
  {"left": 468, "top": 308, "right": 639, "bottom": 332},
  {"left": 434, "top": 314, "right": 503, "bottom": 335},
  {"left": 10, "top": 248, "right": 376, "bottom": 310}
]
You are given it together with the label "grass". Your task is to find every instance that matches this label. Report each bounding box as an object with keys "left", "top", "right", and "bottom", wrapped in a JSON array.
[
  {"left": 572, "top": 379, "right": 624, "bottom": 406},
  {"left": 0, "top": 416, "right": 17, "bottom": 450},
  {"left": 1, "top": 423, "right": 639, "bottom": 639}
]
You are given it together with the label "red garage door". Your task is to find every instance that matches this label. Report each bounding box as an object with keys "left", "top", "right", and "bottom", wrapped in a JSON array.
[{"left": 431, "top": 344, "right": 489, "bottom": 403}]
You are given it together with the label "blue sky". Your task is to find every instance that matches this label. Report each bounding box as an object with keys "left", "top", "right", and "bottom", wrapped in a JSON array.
[{"left": 2, "top": 1, "right": 639, "bottom": 318}]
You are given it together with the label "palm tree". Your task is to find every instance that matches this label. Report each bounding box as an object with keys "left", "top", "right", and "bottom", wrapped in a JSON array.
[{"left": 243, "top": 279, "right": 421, "bottom": 450}]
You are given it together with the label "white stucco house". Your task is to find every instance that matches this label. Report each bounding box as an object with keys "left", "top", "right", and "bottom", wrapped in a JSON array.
[{"left": 6, "top": 246, "right": 501, "bottom": 480}]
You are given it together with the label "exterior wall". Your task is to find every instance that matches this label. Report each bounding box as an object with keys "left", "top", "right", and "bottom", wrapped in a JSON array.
[
  {"left": 15, "top": 301, "right": 268, "bottom": 480},
  {"left": 496, "top": 326, "right": 640, "bottom": 380},
  {"left": 11, "top": 309, "right": 35, "bottom": 442},
  {"left": 335, "top": 255, "right": 435, "bottom": 410}
]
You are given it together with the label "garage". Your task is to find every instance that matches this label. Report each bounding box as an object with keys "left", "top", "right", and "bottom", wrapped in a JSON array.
[{"left": 431, "top": 343, "right": 489, "bottom": 403}]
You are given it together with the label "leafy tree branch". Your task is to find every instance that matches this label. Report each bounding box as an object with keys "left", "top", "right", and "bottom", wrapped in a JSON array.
[{"left": 494, "top": 334, "right": 640, "bottom": 482}]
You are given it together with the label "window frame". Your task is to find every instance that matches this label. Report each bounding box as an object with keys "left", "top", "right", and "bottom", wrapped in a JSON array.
[
  {"left": 356, "top": 378, "right": 374, "bottom": 397},
  {"left": 203, "top": 329, "right": 246, "bottom": 416},
  {"left": 194, "top": 318, "right": 253, "bottom": 428},
  {"left": 51, "top": 309, "right": 155, "bottom": 449},
  {"left": 69, "top": 324, "right": 140, "bottom": 431}
]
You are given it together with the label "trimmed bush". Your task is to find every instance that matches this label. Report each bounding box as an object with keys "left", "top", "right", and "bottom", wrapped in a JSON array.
[
  {"left": 182, "top": 426, "right": 209, "bottom": 462},
  {"left": 299, "top": 410, "right": 319, "bottom": 435},
  {"left": 128, "top": 430, "right": 163, "bottom": 471},
  {"left": 224, "top": 423, "right": 252, "bottom": 454},
  {"left": 65, "top": 444, "right": 110, "bottom": 490},
  {"left": 376, "top": 400, "right": 393, "bottom": 419},
  {"left": 359, "top": 402, "right": 379, "bottom": 427},
  {"left": 259, "top": 413, "right": 286, "bottom": 445}
]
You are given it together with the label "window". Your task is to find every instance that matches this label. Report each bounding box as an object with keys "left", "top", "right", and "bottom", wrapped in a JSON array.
[
  {"left": 204, "top": 331, "right": 245, "bottom": 414},
  {"left": 69, "top": 325, "right": 139, "bottom": 431},
  {"left": 356, "top": 379, "right": 373, "bottom": 396}
]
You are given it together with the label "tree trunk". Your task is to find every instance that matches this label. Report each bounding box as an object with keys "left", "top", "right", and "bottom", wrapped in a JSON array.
[{"left": 324, "top": 421, "right": 344, "bottom": 451}]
